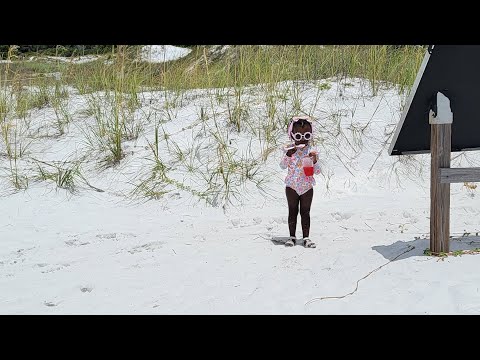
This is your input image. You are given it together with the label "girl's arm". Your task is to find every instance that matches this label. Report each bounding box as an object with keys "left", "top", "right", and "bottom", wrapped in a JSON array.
[{"left": 280, "top": 148, "right": 296, "bottom": 169}]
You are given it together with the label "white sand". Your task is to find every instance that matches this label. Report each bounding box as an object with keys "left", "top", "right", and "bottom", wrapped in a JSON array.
[
  {"left": 1, "top": 78, "right": 480, "bottom": 314},
  {"left": 140, "top": 45, "right": 191, "bottom": 63},
  {"left": 45, "top": 55, "right": 101, "bottom": 64}
]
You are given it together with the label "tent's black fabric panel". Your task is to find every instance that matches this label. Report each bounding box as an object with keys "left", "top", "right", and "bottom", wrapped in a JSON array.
[{"left": 390, "top": 45, "right": 480, "bottom": 155}]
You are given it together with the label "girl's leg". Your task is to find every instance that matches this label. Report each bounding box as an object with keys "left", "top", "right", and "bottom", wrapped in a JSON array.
[
  {"left": 299, "top": 188, "right": 313, "bottom": 238},
  {"left": 285, "top": 187, "right": 300, "bottom": 237}
]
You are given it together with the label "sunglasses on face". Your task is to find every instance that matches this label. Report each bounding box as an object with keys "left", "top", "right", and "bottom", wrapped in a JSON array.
[{"left": 291, "top": 132, "right": 312, "bottom": 141}]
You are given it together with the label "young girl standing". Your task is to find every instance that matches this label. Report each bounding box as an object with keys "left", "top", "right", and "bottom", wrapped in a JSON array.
[{"left": 280, "top": 116, "right": 321, "bottom": 248}]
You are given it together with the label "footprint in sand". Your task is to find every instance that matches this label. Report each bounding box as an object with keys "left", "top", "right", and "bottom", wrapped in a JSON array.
[
  {"left": 230, "top": 219, "right": 242, "bottom": 227},
  {"left": 96, "top": 233, "right": 117, "bottom": 240},
  {"left": 44, "top": 301, "right": 58, "bottom": 307},
  {"left": 65, "top": 236, "right": 90, "bottom": 247},
  {"left": 5, "top": 258, "right": 25, "bottom": 266},
  {"left": 330, "top": 212, "right": 353, "bottom": 221},
  {"left": 231, "top": 217, "right": 263, "bottom": 228},
  {"left": 95, "top": 232, "right": 137, "bottom": 241},
  {"left": 80, "top": 286, "right": 93, "bottom": 293},
  {"left": 41, "top": 263, "right": 71, "bottom": 274},
  {"left": 12, "top": 247, "right": 36, "bottom": 261},
  {"left": 252, "top": 217, "right": 262, "bottom": 225},
  {"left": 128, "top": 241, "right": 165, "bottom": 254}
]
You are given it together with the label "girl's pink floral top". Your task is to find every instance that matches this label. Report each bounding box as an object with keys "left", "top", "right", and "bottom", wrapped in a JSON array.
[{"left": 280, "top": 145, "right": 321, "bottom": 195}]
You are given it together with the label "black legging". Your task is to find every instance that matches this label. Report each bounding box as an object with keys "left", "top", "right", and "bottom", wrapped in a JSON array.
[{"left": 286, "top": 187, "right": 313, "bottom": 238}]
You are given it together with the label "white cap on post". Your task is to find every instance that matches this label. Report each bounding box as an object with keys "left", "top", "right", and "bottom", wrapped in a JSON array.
[{"left": 429, "top": 91, "right": 453, "bottom": 124}]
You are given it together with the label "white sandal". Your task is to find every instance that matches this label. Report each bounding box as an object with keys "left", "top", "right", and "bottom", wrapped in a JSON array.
[
  {"left": 285, "top": 236, "right": 296, "bottom": 247},
  {"left": 303, "top": 237, "right": 316, "bottom": 248}
]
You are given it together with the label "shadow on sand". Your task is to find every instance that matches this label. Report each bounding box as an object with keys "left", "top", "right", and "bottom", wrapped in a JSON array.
[
  {"left": 271, "top": 236, "right": 293, "bottom": 245},
  {"left": 372, "top": 236, "right": 480, "bottom": 261}
]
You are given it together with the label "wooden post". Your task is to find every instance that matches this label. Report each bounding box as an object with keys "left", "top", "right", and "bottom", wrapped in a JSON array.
[
  {"left": 429, "top": 91, "right": 453, "bottom": 254},
  {"left": 440, "top": 168, "right": 480, "bottom": 183},
  {"left": 430, "top": 124, "right": 451, "bottom": 253}
]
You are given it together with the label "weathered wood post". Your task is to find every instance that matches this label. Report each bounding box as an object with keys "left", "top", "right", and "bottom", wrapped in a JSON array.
[
  {"left": 388, "top": 46, "right": 480, "bottom": 257},
  {"left": 429, "top": 92, "right": 452, "bottom": 254}
]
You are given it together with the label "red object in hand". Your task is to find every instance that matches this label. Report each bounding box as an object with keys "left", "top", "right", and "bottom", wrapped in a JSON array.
[
  {"left": 304, "top": 166, "right": 314, "bottom": 176},
  {"left": 302, "top": 157, "right": 314, "bottom": 176}
]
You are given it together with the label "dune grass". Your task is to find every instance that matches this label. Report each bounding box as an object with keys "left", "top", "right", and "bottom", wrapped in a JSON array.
[{"left": 0, "top": 45, "right": 430, "bottom": 204}]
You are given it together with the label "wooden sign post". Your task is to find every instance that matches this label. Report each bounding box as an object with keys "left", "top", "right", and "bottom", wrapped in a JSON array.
[
  {"left": 429, "top": 91, "right": 480, "bottom": 254},
  {"left": 429, "top": 92, "right": 452, "bottom": 253},
  {"left": 388, "top": 46, "right": 480, "bottom": 256}
]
